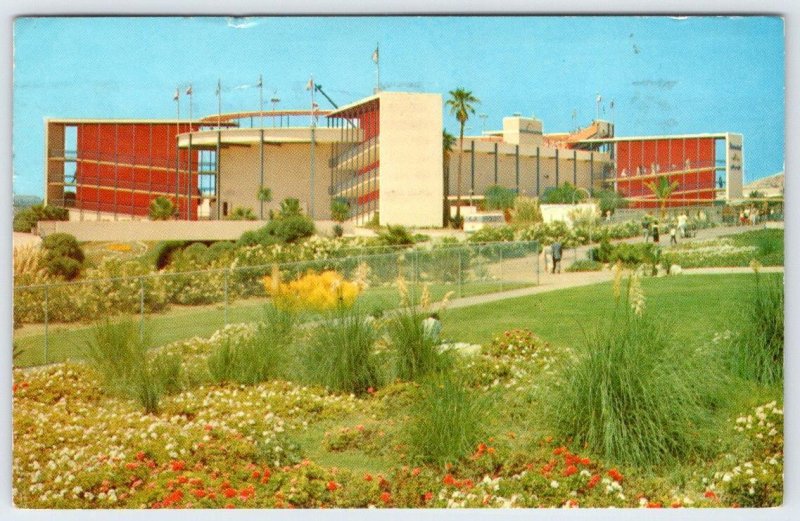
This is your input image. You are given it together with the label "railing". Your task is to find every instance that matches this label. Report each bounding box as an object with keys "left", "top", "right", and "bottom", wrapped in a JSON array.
[{"left": 13, "top": 241, "right": 542, "bottom": 367}]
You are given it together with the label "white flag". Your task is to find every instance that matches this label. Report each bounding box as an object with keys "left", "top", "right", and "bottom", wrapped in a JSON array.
[
  {"left": 372, "top": 46, "right": 379, "bottom": 64},
  {"left": 305, "top": 78, "right": 314, "bottom": 91},
  {"left": 173, "top": 88, "right": 179, "bottom": 101},
  {"left": 596, "top": 94, "right": 602, "bottom": 104}
]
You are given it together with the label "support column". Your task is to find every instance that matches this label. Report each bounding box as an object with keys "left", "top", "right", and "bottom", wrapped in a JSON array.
[
  {"left": 494, "top": 142, "right": 498, "bottom": 185},
  {"left": 470, "top": 140, "right": 475, "bottom": 193},
  {"left": 259, "top": 128, "right": 265, "bottom": 219},
  {"left": 573, "top": 149, "right": 577, "bottom": 187},
  {"left": 536, "top": 147, "right": 540, "bottom": 196},
  {"left": 555, "top": 148, "right": 559, "bottom": 188},
  {"left": 216, "top": 131, "right": 222, "bottom": 219},
  {"left": 515, "top": 145, "right": 519, "bottom": 193}
]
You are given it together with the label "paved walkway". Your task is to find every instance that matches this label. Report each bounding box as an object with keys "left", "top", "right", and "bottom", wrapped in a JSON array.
[{"left": 440, "top": 223, "right": 782, "bottom": 312}]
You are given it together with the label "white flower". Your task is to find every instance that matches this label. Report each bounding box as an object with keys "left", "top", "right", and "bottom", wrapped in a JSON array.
[{"left": 550, "top": 480, "right": 560, "bottom": 489}]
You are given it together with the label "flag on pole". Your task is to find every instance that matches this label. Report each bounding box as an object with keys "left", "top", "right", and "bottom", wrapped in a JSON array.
[
  {"left": 173, "top": 88, "right": 179, "bottom": 101},
  {"left": 372, "top": 45, "right": 379, "bottom": 64},
  {"left": 305, "top": 77, "right": 314, "bottom": 91},
  {"left": 596, "top": 94, "right": 602, "bottom": 104},
  {"left": 215, "top": 80, "right": 221, "bottom": 96},
  {"left": 186, "top": 85, "right": 193, "bottom": 96},
  {"left": 257, "top": 75, "right": 263, "bottom": 88},
  {"left": 610, "top": 99, "right": 615, "bottom": 110}
]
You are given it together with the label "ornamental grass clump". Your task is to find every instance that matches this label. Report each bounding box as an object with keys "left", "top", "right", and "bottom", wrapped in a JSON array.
[
  {"left": 263, "top": 268, "right": 362, "bottom": 312},
  {"left": 85, "top": 319, "right": 181, "bottom": 414},
  {"left": 304, "top": 305, "right": 380, "bottom": 394},
  {"left": 727, "top": 267, "right": 783, "bottom": 385},
  {"left": 405, "top": 371, "right": 486, "bottom": 467},
  {"left": 387, "top": 283, "right": 453, "bottom": 382},
  {"left": 207, "top": 304, "right": 295, "bottom": 385},
  {"left": 546, "top": 271, "right": 723, "bottom": 467}
]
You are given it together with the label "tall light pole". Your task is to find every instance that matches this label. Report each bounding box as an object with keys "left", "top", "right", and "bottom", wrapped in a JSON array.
[
  {"left": 306, "top": 75, "right": 316, "bottom": 219},
  {"left": 257, "top": 74, "right": 264, "bottom": 128},
  {"left": 595, "top": 93, "right": 602, "bottom": 121}
]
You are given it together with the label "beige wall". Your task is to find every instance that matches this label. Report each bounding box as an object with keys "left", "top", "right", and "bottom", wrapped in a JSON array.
[
  {"left": 448, "top": 139, "right": 610, "bottom": 199},
  {"left": 726, "top": 133, "right": 744, "bottom": 200},
  {"left": 38, "top": 219, "right": 268, "bottom": 242},
  {"left": 218, "top": 140, "right": 335, "bottom": 220},
  {"left": 378, "top": 92, "right": 443, "bottom": 227}
]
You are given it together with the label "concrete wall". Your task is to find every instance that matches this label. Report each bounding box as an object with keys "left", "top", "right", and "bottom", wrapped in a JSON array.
[
  {"left": 219, "top": 141, "right": 335, "bottom": 221},
  {"left": 378, "top": 92, "right": 443, "bottom": 227}
]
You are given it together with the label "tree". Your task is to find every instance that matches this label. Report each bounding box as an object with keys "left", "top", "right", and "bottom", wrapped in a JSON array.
[
  {"left": 257, "top": 187, "right": 273, "bottom": 203},
  {"left": 446, "top": 88, "right": 479, "bottom": 223},
  {"left": 279, "top": 198, "right": 302, "bottom": 218},
  {"left": 42, "top": 233, "right": 84, "bottom": 280},
  {"left": 645, "top": 175, "right": 679, "bottom": 218},
  {"left": 442, "top": 130, "right": 457, "bottom": 227},
  {"left": 148, "top": 197, "right": 175, "bottom": 221},
  {"left": 330, "top": 197, "right": 351, "bottom": 237}
]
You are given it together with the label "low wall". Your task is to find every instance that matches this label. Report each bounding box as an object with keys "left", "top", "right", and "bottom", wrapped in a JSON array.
[{"left": 37, "top": 219, "right": 351, "bottom": 242}]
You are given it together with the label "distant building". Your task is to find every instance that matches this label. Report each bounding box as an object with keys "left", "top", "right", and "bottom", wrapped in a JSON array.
[{"left": 43, "top": 91, "right": 744, "bottom": 227}]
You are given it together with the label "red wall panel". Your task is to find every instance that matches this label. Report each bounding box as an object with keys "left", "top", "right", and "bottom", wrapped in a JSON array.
[{"left": 75, "top": 122, "right": 200, "bottom": 218}]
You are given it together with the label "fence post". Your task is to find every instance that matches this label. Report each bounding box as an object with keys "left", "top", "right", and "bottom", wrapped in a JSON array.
[
  {"left": 43, "top": 285, "right": 49, "bottom": 365},
  {"left": 499, "top": 246, "right": 504, "bottom": 292},
  {"left": 139, "top": 277, "right": 145, "bottom": 343},
  {"left": 457, "top": 248, "right": 463, "bottom": 298},
  {"left": 224, "top": 269, "right": 230, "bottom": 326},
  {"left": 536, "top": 243, "right": 540, "bottom": 286}
]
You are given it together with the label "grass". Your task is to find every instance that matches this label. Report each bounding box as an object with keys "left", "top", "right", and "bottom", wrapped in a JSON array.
[
  {"left": 387, "top": 305, "right": 451, "bottom": 382},
  {"left": 14, "top": 280, "right": 530, "bottom": 368},
  {"left": 662, "top": 228, "right": 784, "bottom": 268},
  {"left": 727, "top": 272, "right": 784, "bottom": 385},
  {"left": 545, "top": 292, "right": 725, "bottom": 467},
  {"left": 441, "top": 274, "right": 760, "bottom": 349}
]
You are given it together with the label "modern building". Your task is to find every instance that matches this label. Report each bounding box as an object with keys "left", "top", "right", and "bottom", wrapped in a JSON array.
[{"left": 43, "top": 90, "right": 744, "bottom": 227}]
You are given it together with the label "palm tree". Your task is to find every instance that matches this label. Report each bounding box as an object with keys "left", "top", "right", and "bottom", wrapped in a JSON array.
[
  {"left": 645, "top": 175, "right": 679, "bottom": 218},
  {"left": 442, "top": 130, "right": 456, "bottom": 226},
  {"left": 446, "top": 88, "right": 479, "bottom": 223}
]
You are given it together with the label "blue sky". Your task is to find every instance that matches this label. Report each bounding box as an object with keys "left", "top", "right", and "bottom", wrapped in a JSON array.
[{"left": 12, "top": 16, "right": 784, "bottom": 197}]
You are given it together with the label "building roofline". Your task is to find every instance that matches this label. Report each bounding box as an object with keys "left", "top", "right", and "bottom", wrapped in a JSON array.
[
  {"left": 325, "top": 94, "right": 381, "bottom": 118},
  {"left": 579, "top": 132, "right": 734, "bottom": 143}
]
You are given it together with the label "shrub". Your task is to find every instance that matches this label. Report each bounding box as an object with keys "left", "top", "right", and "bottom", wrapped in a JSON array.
[
  {"left": 263, "top": 269, "right": 362, "bottom": 312},
  {"left": 545, "top": 275, "right": 724, "bottom": 466},
  {"left": 148, "top": 196, "right": 176, "bottom": 220},
  {"left": 467, "top": 225, "right": 515, "bottom": 243},
  {"left": 405, "top": 372, "right": 485, "bottom": 467},
  {"left": 376, "top": 225, "right": 415, "bottom": 246},
  {"left": 541, "top": 182, "right": 585, "bottom": 204},
  {"left": 483, "top": 185, "right": 516, "bottom": 211},
  {"left": 727, "top": 271, "right": 783, "bottom": 385},
  {"left": 510, "top": 196, "right": 543, "bottom": 226},
  {"left": 13, "top": 204, "right": 69, "bottom": 233},
  {"left": 332, "top": 224, "right": 344, "bottom": 238},
  {"left": 84, "top": 319, "right": 180, "bottom": 413},
  {"left": 330, "top": 197, "right": 351, "bottom": 223},
  {"left": 594, "top": 189, "right": 628, "bottom": 216},
  {"left": 227, "top": 206, "right": 257, "bottom": 220},
  {"left": 303, "top": 306, "right": 380, "bottom": 394},
  {"left": 279, "top": 197, "right": 302, "bottom": 218},
  {"left": 208, "top": 305, "right": 294, "bottom": 385},
  {"left": 451, "top": 214, "right": 464, "bottom": 229},
  {"left": 238, "top": 215, "right": 316, "bottom": 247},
  {"left": 42, "top": 233, "right": 84, "bottom": 280},
  {"left": 152, "top": 240, "right": 188, "bottom": 269},
  {"left": 566, "top": 259, "right": 603, "bottom": 272},
  {"left": 590, "top": 238, "right": 658, "bottom": 266}
]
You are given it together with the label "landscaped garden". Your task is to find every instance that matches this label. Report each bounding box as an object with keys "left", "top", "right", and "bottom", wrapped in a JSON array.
[{"left": 12, "top": 267, "right": 783, "bottom": 509}]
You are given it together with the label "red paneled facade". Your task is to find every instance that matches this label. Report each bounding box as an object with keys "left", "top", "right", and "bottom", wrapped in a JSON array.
[
  {"left": 74, "top": 122, "right": 200, "bottom": 219},
  {"left": 614, "top": 137, "right": 716, "bottom": 208}
]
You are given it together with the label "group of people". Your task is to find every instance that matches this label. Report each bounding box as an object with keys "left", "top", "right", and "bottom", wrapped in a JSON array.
[
  {"left": 739, "top": 207, "right": 760, "bottom": 226},
  {"left": 642, "top": 211, "right": 693, "bottom": 246}
]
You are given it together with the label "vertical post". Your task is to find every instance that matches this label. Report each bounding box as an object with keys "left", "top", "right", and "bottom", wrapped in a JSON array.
[
  {"left": 470, "top": 140, "right": 475, "bottom": 194},
  {"left": 43, "top": 285, "right": 49, "bottom": 365},
  {"left": 494, "top": 142, "right": 499, "bottom": 185},
  {"left": 457, "top": 248, "right": 463, "bottom": 298},
  {"left": 535, "top": 243, "right": 540, "bottom": 285},
  {"left": 259, "top": 129, "right": 265, "bottom": 219},
  {"left": 515, "top": 145, "right": 520, "bottom": 193},
  {"left": 139, "top": 277, "right": 145, "bottom": 343},
  {"left": 590, "top": 152, "right": 594, "bottom": 196},
  {"left": 573, "top": 149, "right": 577, "bottom": 187},
  {"left": 555, "top": 148, "right": 560, "bottom": 188},
  {"left": 536, "top": 147, "right": 541, "bottom": 196},
  {"left": 224, "top": 269, "right": 229, "bottom": 325},
  {"left": 499, "top": 246, "right": 504, "bottom": 292}
]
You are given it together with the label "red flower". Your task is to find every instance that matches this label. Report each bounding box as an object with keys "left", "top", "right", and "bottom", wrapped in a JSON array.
[
  {"left": 327, "top": 481, "right": 339, "bottom": 491},
  {"left": 364, "top": 473, "right": 373, "bottom": 482},
  {"left": 704, "top": 490, "right": 718, "bottom": 500},
  {"left": 367, "top": 387, "right": 375, "bottom": 394},
  {"left": 125, "top": 462, "right": 140, "bottom": 470},
  {"left": 380, "top": 491, "right": 392, "bottom": 504},
  {"left": 443, "top": 474, "right": 456, "bottom": 486},
  {"left": 135, "top": 451, "right": 146, "bottom": 461},
  {"left": 223, "top": 488, "right": 237, "bottom": 498},
  {"left": 170, "top": 460, "right": 186, "bottom": 472},
  {"left": 412, "top": 467, "right": 421, "bottom": 476},
  {"left": 563, "top": 465, "right": 578, "bottom": 477},
  {"left": 671, "top": 501, "right": 682, "bottom": 508},
  {"left": 225, "top": 503, "right": 235, "bottom": 509},
  {"left": 587, "top": 474, "right": 601, "bottom": 489},
  {"left": 191, "top": 489, "right": 206, "bottom": 499},
  {"left": 647, "top": 502, "right": 663, "bottom": 508},
  {"left": 553, "top": 446, "right": 566, "bottom": 456},
  {"left": 423, "top": 491, "right": 433, "bottom": 503},
  {"left": 251, "top": 470, "right": 261, "bottom": 480},
  {"left": 261, "top": 469, "right": 272, "bottom": 484},
  {"left": 177, "top": 475, "right": 189, "bottom": 484},
  {"left": 580, "top": 457, "right": 591, "bottom": 466},
  {"left": 608, "top": 468, "right": 624, "bottom": 483}
]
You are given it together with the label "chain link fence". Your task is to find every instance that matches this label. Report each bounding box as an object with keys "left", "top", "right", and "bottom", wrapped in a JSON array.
[{"left": 14, "top": 240, "right": 541, "bottom": 367}]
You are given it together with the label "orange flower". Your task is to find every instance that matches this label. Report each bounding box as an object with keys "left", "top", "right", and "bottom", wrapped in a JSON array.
[
  {"left": 327, "top": 481, "right": 339, "bottom": 491},
  {"left": 563, "top": 465, "right": 578, "bottom": 477},
  {"left": 443, "top": 474, "right": 456, "bottom": 486},
  {"left": 587, "top": 474, "right": 601, "bottom": 489},
  {"left": 553, "top": 446, "right": 566, "bottom": 456},
  {"left": 412, "top": 467, "right": 421, "bottom": 476},
  {"left": 135, "top": 451, "right": 146, "bottom": 461},
  {"left": 647, "top": 502, "right": 663, "bottom": 508},
  {"left": 704, "top": 490, "right": 718, "bottom": 500},
  {"left": 608, "top": 468, "right": 624, "bottom": 483},
  {"left": 170, "top": 460, "right": 186, "bottom": 472},
  {"left": 223, "top": 488, "right": 237, "bottom": 498},
  {"left": 380, "top": 491, "right": 392, "bottom": 504},
  {"left": 423, "top": 491, "right": 433, "bottom": 503},
  {"left": 364, "top": 473, "right": 373, "bottom": 482}
]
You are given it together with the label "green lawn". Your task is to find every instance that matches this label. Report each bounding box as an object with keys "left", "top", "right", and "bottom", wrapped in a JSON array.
[
  {"left": 442, "top": 273, "right": 769, "bottom": 349},
  {"left": 14, "top": 280, "right": 531, "bottom": 367}
]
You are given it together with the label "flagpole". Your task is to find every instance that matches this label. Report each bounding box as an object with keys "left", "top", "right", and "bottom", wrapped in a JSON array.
[
  {"left": 374, "top": 42, "right": 381, "bottom": 93},
  {"left": 187, "top": 84, "right": 193, "bottom": 127},
  {"left": 258, "top": 74, "right": 264, "bottom": 128},
  {"left": 309, "top": 75, "right": 316, "bottom": 220},
  {"left": 216, "top": 79, "right": 222, "bottom": 128},
  {"left": 174, "top": 87, "right": 181, "bottom": 210}
]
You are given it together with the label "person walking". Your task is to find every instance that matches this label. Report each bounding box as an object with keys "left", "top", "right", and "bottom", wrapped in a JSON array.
[
  {"left": 669, "top": 223, "right": 678, "bottom": 245},
  {"left": 677, "top": 212, "right": 688, "bottom": 238},
  {"left": 642, "top": 214, "right": 651, "bottom": 242},
  {"left": 422, "top": 313, "right": 442, "bottom": 344},
  {"left": 551, "top": 240, "right": 563, "bottom": 274},
  {"left": 651, "top": 221, "right": 660, "bottom": 244}
]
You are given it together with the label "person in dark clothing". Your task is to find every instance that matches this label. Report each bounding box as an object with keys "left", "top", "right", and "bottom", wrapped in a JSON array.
[
  {"left": 651, "top": 221, "right": 660, "bottom": 243},
  {"left": 551, "top": 241, "right": 563, "bottom": 274}
]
